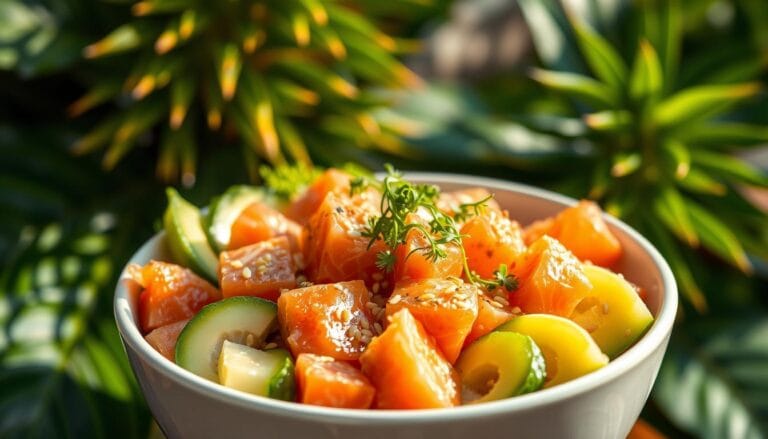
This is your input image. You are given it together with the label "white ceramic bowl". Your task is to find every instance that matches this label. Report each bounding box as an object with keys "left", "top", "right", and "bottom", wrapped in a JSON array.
[{"left": 114, "top": 174, "right": 677, "bottom": 439}]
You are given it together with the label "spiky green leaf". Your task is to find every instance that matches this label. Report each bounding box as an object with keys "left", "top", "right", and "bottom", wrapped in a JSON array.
[
  {"left": 629, "top": 40, "right": 663, "bottom": 102},
  {"left": 654, "top": 83, "right": 763, "bottom": 129},
  {"left": 569, "top": 19, "right": 628, "bottom": 93},
  {"left": 530, "top": 68, "right": 618, "bottom": 108}
]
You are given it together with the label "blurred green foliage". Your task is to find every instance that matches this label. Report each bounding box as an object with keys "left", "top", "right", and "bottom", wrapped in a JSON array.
[{"left": 1, "top": 0, "right": 767, "bottom": 438}]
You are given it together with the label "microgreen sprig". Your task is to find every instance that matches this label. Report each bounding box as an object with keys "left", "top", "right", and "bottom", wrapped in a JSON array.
[{"left": 354, "top": 165, "right": 518, "bottom": 292}]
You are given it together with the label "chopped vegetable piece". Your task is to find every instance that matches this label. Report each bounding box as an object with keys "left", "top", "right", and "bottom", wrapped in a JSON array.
[
  {"left": 461, "top": 209, "right": 526, "bottom": 279},
  {"left": 229, "top": 201, "right": 304, "bottom": 253},
  {"left": 278, "top": 281, "right": 374, "bottom": 361},
  {"left": 144, "top": 318, "right": 189, "bottom": 361},
  {"left": 570, "top": 264, "right": 654, "bottom": 358},
  {"left": 218, "top": 340, "right": 295, "bottom": 400},
  {"left": 464, "top": 293, "right": 517, "bottom": 346},
  {"left": 205, "top": 185, "right": 268, "bottom": 252},
  {"left": 130, "top": 260, "right": 221, "bottom": 333},
  {"left": 360, "top": 309, "right": 460, "bottom": 409},
  {"left": 304, "top": 191, "right": 387, "bottom": 285},
  {"left": 456, "top": 332, "right": 545, "bottom": 403},
  {"left": 176, "top": 296, "right": 277, "bottom": 381},
  {"left": 219, "top": 236, "right": 296, "bottom": 301},
  {"left": 385, "top": 278, "right": 478, "bottom": 363},
  {"left": 496, "top": 314, "right": 608, "bottom": 387},
  {"left": 164, "top": 188, "right": 219, "bottom": 282},
  {"left": 524, "top": 200, "right": 622, "bottom": 267},
  {"left": 295, "top": 354, "right": 375, "bottom": 409},
  {"left": 287, "top": 169, "right": 353, "bottom": 223},
  {"left": 509, "top": 236, "right": 592, "bottom": 317}
]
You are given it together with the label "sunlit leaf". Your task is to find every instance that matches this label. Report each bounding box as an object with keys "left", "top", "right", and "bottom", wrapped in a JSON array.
[
  {"left": 678, "top": 123, "right": 768, "bottom": 148},
  {"left": 653, "top": 186, "right": 699, "bottom": 247},
  {"left": 517, "top": 0, "right": 585, "bottom": 73},
  {"left": 637, "top": 0, "right": 681, "bottom": 90},
  {"left": 683, "top": 199, "right": 752, "bottom": 273},
  {"left": 691, "top": 151, "right": 768, "bottom": 188},
  {"left": 629, "top": 40, "right": 663, "bottom": 102},
  {"left": 569, "top": 18, "right": 628, "bottom": 93},
  {"left": 530, "top": 68, "right": 618, "bottom": 108},
  {"left": 654, "top": 83, "right": 763, "bottom": 129}
]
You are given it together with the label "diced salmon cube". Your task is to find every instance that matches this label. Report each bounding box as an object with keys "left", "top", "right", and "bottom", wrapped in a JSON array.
[
  {"left": 386, "top": 278, "right": 478, "bottom": 363},
  {"left": 524, "top": 200, "right": 622, "bottom": 267},
  {"left": 304, "top": 191, "right": 387, "bottom": 285},
  {"left": 509, "top": 236, "right": 592, "bottom": 317},
  {"left": 394, "top": 211, "right": 463, "bottom": 282},
  {"left": 130, "top": 261, "right": 221, "bottom": 333},
  {"left": 296, "top": 354, "right": 375, "bottom": 409},
  {"left": 278, "top": 280, "right": 374, "bottom": 361},
  {"left": 464, "top": 293, "right": 517, "bottom": 346},
  {"left": 229, "top": 201, "right": 304, "bottom": 253},
  {"left": 461, "top": 209, "right": 526, "bottom": 279},
  {"left": 219, "top": 236, "right": 296, "bottom": 301},
  {"left": 287, "top": 169, "right": 353, "bottom": 223},
  {"left": 360, "top": 309, "right": 460, "bottom": 409},
  {"left": 144, "top": 319, "right": 189, "bottom": 361}
]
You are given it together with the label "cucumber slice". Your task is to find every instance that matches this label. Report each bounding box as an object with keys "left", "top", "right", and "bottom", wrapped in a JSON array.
[
  {"left": 205, "top": 185, "right": 267, "bottom": 253},
  {"left": 455, "top": 332, "right": 545, "bottom": 404},
  {"left": 164, "top": 188, "right": 219, "bottom": 283},
  {"left": 218, "top": 340, "right": 295, "bottom": 400},
  {"left": 496, "top": 314, "right": 609, "bottom": 388},
  {"left": 175, "top": 296, "right": 278, "bottom": 381}
]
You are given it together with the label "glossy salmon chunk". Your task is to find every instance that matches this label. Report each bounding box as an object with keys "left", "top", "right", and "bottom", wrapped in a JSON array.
[
  {"left": 296, "top": 353, "right": 375, "bottom": 408},
  {"left": 219, "top": 236, "right": 296, "bottom": 301}
]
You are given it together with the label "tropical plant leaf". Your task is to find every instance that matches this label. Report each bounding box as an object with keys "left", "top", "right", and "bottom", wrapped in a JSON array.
[
  {"left": 529, "top": 68, "right": 618, "bottom": 108},
  {"left": 629, "top": 40, "right": 662, "bottom": 102},
  {"left": 678, "top": 122, "right": 768, "bottom": 148},
  {"left": 0, "top": 124, "right": 153, "bottom": 439},
  {"left": 516, "top": 0, "right": 586, "bottom": 73},
  {"left": 569, "top": 18, "right": 628, "bottom": 93},
  {"left": 691, "top": 151, "right": 768, "bottom": 188},
  {"left": 654, "top": 318, "right": 768, "bottom": 438},
  {"left": 654, "top": 83, "right": 763, "bottom": 129},
  {"left": 683, "top": 198, "right": 752, "bottom": 273},
  {"left": 637, "top": 0, "right": 681, "bottom": 89}
]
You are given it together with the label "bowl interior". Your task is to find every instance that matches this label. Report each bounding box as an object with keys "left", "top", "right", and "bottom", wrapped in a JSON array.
[{"left": 114, "top": 173, "right": 676, "bottom": 420}]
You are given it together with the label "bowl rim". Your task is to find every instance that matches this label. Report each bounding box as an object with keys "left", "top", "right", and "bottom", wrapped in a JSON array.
[{"left": 114, "top": 172, "right": 677, "bottom": 424}]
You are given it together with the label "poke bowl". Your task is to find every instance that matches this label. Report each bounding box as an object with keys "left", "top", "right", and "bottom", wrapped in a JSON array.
[{"left": 114, "top": 171, "right": 677, "bottom": 439}]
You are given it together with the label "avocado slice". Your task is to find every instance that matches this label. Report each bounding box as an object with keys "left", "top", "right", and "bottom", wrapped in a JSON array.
[
  {"left": 204, "top": 185, "right": 268, "bottom": 253},
  {"left": 164, "top": 188, "right": 219, "bottom": 283},
  {"left": 569, "top": 264, "right": 654, "bottom": 359},
  {"left": 496, "top": 314, "right": 608, "bottom": 388},
  {"left": 456, "top": 331, "right": 545, "bottom": 404}
]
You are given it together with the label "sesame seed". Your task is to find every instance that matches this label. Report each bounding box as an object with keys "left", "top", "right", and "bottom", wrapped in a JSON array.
[
  {"left": 492, "top": 295, "right": 509, "bottom": 306},
  {"left": 389, "top": 294, "right": 402, "bottom": 305},
  {"left": 511, "top": 306, "right": 522, "bottom": 314},
  {"left": 347, "top": 230, "right": 362, "bottom": 238},
  {"left": 372, "top": 283, "right": 380, "bottom": 294},
  {"left": 419, "top": 293, "right": 436, "bottom": 302},
  {"left": 602, "top": 303, "right": 610, "bottom": 315},
  {"left": 360, "top": 329, "right": 373, "bottom": 338},
  {"left": 245, "top": 334, "right": 255, "bottom": 346},
  {"left": 489, "top": 300, "right": 504, "bottom": 309},
  {"left": 373, "top": 322, "right": 383, "bottom": 334},
  {"left": 231, "top": 260, "right": 243, "bottom": 268},
  {"left": 263, "top": 342, "right": 278, "bottom": 350},
  {"left": 242, "top": 267, "right": 252, "bottom": 279},
  {"left": 360, "top": 319, "right": 370, "bottom": 330}
]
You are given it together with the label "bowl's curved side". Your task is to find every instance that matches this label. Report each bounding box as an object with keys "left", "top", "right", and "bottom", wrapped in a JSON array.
[{"left": 114, "top": 175, "right": 677, "bottom": 439}]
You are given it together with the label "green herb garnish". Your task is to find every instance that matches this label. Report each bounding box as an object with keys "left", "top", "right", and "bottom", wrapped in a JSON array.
[
  {"left": 355, "top": 165, "right": 518, "bottom": 292},
  {"left": 260, "top": 163, "right": 321, "bottom": 201}
]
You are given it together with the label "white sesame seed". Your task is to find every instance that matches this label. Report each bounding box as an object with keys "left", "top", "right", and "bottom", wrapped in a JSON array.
[
  {"left": 492, "top": 295, "right": 509, "bottom": 306},
  {"left": 231, "top": 260, "right": 243, "bottom": 268},
  {"left": 360, "top": 329, "right": 373, "bottom": 338},
  {"left": 245, "top": 334, "right": 255, "bottom": 346},
  {"left": 511, "top": 306, "right": 522, "bottom": 314},
  {"left": 489, "top": 300, "right": 504, "bottom": 309},
  {"left": 242, "top": 267, "right": 252, "bottom": 279},
  {"left": 419, "top": 293, "right": 436, "bottom": 302},
  {"left": 372, "top": 283, "right": 380, "bottom": 294},
  {"left": 373, "top": 322, "right": 383, "bottom": 334},
  {"left": 360, "top": 319, "right": 370, "bottom": 330},
  {"left": 263, "top": 342, "right": 277, "bottom": 350},
  {"left": 389, "top": 294, "right": 402, "bottom": 305}
]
